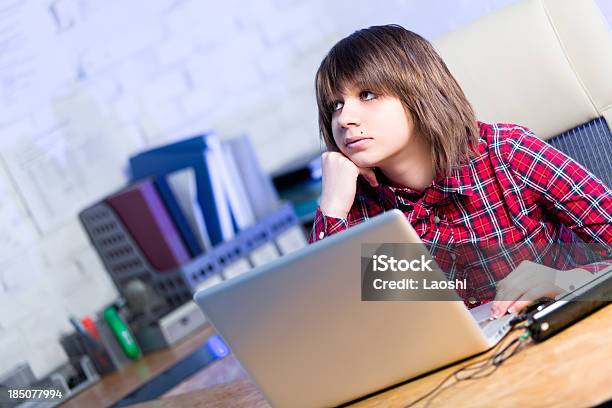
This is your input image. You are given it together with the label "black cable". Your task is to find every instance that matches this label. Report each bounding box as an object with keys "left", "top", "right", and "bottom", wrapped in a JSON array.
[
  {"left": 403, "top": 336, "right": 508, "bottom": 408},
  {"left": 422, "top": 340, "right": 522, "bottom": 408},
  {"left": 425, "top": 336, "right": 530, "bottom": 407},
  {"left": 404, "top": 328, "right": 531, "bottom": 408}
]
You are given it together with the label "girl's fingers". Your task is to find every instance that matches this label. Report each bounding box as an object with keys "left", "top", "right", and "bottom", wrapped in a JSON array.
[
  {"left": 491, "top": 286, "right": 526, "bottom": 318},
  {"left": 507, "top": 300, "right": 531, "bottom": 315}
]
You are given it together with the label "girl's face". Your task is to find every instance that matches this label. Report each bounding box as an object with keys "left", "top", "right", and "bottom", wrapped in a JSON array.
[{"left": 331, "top": 86, "right": 416, "bottom": 168}]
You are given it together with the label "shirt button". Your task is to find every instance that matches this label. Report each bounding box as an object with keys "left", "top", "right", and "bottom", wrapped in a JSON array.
[
  {"left": 318, "top": 231, "right": 325, "bottom": 240},
  {"left": 468, "top": 296, "right": 477, "bottom": 305},
  {"left": 451, "top": 253, "right": 457, "bottom": 261},
  {"left": 433, "top": 216, "right": 441, "bottom": 224}
]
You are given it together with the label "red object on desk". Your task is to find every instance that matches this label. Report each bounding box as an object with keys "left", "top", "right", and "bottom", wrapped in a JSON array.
[{"left": 81, "top": 316, "right": 101, "bottom": 339}]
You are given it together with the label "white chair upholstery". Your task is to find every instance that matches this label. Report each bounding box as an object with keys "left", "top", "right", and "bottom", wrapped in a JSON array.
[{"left": 433, "top": 0, "right": 612, "bottom": 140}]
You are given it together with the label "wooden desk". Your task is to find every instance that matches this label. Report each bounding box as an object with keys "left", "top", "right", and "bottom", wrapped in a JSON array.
[
  {"left": 132, "top": 304, "right": 612, "bottom": 408},
  {"left": 59, "top": 324, "right": 214, "bottom": 408}
]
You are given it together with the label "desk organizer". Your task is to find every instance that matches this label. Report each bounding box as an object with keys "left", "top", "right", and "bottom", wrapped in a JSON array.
[{"left": 79, "top": 202, "right": 303, "bottom": 326}]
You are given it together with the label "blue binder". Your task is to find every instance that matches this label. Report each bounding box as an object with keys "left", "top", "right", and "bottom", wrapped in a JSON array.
[
  {"left": 129, "top": 135, "right": 233, "bottom": 246},
  {"left": 154, "top": 176, "right": 203, "bottom": 256}
]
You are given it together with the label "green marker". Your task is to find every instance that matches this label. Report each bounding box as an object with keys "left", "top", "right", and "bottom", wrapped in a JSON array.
[{"left": 103, "top": 305, "right": 142, "bottom": 360}]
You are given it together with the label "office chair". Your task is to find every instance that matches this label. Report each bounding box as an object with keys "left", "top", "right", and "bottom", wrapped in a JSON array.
[{"left": 433, "top": 0, "right": 612, "bottom": 187}]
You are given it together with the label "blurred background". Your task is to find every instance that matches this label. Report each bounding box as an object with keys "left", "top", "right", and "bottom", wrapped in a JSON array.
[{"left": 0, "top": 0, "right": 610, "bottom": 382}]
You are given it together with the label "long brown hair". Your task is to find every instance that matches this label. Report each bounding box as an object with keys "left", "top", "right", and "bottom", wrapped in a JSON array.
[{"left": 315, "top": 24, "right": 479, "bottom": 176}]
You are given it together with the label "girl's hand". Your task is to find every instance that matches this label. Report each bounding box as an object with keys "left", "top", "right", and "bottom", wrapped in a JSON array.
[
  {"left": 318, "top": 151, "right": 379, "bottom": 219},
  {"left": 490, "top": 260, "right": 563, "bottom": 318}
]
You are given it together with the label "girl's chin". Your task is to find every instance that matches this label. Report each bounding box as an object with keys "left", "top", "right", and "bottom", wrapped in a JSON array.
[{"left": 348, "top": 154, "right": 379, "bottom": 168}]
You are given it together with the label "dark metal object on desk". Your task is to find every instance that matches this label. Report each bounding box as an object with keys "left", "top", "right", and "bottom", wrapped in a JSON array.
[
  {"left": 61, "top": 330, "right": 115, "bottom": 375},
  {"left": 528, "top": 268, "right": 612, "bottom": 342}
]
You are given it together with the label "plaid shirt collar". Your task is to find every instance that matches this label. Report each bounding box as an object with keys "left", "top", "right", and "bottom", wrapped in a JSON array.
[
  {"left": 374, "top": 159, "right": 476, "bottom": 210},
  {"left": 431, "top": 163, "right": 476, "bottom": 197}
]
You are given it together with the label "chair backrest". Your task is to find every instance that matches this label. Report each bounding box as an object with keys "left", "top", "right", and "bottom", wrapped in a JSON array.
[
  {"left": 547, "top": 117, "right": 611, "bottom": 187},
  {"left": 433, "top": 0, "right": 612, "bottom": 186}
]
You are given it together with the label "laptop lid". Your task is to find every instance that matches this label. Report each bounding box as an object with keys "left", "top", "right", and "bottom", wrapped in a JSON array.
[{"left": 194, "top": 210, "right": 491, "bottom": 407}]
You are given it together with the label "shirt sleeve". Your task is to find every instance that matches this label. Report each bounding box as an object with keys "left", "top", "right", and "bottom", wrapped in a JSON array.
[
  {"left": 308, "top": 206, "right": 350, "bottom": 244},
  {"left": 503, "top": 126, "right": 612, "bottom": 262}
]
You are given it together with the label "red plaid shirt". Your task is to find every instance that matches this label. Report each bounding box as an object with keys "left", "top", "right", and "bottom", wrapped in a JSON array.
[{"left": 309, "top": 122, "right": 612, "bottom": 306}]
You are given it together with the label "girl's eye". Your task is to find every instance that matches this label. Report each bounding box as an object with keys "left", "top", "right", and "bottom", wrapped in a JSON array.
[
  {"left": 361, "top": 91, "right": 376, "bottom": 100},
  {"left": 331, "top": 91, "right": 375, "bottom": 112}
]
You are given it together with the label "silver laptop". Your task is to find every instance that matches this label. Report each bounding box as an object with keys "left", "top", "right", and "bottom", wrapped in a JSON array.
[{"left": 194, "top": 209, "right": 513, "bottom": 407}]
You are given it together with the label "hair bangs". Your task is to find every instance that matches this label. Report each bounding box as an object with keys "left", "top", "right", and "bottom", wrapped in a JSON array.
[{"left": 317, "top": 40, "right": 399, "bottom": 114}]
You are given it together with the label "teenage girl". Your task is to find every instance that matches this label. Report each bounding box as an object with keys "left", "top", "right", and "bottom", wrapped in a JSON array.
[{"left": 309, "top": 25, "right": 612, "bottom": 318}]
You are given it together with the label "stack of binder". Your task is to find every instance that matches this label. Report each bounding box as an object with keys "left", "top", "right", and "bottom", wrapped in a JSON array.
[{"left": 80, "top": 133, "right": 308, "bottom": 326}]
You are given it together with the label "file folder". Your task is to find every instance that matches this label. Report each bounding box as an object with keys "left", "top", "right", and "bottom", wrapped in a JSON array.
[
  {"left": 129, "top": 134, "right": 233, "bottom": 246},
  {"left": 154, "top": 175, "right": 203, "bottom": 257},
  {"left": 105, "top": 180, "right": 190, "bottom": 271}
]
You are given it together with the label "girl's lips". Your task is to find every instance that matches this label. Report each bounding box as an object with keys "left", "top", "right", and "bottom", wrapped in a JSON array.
[{"left": 346, "top": 138, "right": 372, "bottom": 149}]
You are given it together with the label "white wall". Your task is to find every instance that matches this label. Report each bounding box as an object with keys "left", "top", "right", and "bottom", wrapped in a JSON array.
[{"left": 0, "top": 0, "right": 609, "bottom": 378}]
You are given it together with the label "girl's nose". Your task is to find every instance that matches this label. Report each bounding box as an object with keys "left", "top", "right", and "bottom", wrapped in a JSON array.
[{"left": 337, "top": 99, "right": 361, "bottom": 128}]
